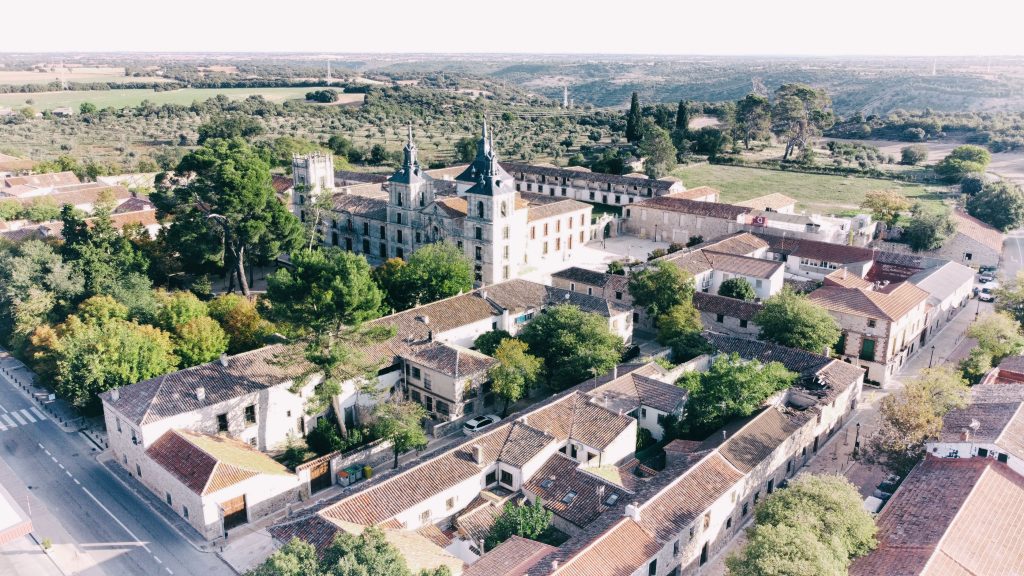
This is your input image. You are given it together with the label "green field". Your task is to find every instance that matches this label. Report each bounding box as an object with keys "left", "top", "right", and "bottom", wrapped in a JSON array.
[
  {"left": 672, "top": 163, "right": 947, "bottom": 214},
  {"left": 0, "top": 87, "right": 361, "bottom": 111}
]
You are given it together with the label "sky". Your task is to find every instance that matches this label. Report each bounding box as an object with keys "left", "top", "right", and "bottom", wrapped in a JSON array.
[{"left": 3, "top": 0, "right": 1024, "bottom": 55}]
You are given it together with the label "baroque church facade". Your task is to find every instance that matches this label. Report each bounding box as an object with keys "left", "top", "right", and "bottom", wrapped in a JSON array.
[{"left": 292, "top": 124, "right": 594, "bottom": 285}]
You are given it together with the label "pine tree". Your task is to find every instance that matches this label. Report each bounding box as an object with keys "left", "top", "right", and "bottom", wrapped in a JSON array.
[
  {"left": 675, "top": 100, "right": 690, "bottom": 133},
  {"left": 625, "top": 92, "right": 644, "bottom": 143}
]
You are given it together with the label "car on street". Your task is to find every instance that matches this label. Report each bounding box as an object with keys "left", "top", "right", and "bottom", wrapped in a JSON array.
[
  {"left": 463, "top": 414, "right": 501, "bottom": 434},
  {"left": 979, "top": 283, "right": 999, "bottom": 302},
  {"left": 979, "top": 265, "right": 997, "bottom": 275},
  {"left": 979, "top": 273, "right": 995, "bottom": 284}
]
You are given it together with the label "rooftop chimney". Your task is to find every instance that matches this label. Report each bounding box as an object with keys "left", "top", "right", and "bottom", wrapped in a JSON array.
[
  {"left": 722, "top": 430, "right": 728, "bottom": 442},
  {"left": 480, "top": 290, "right": 488, "bottom": 300},
  {"left": 471, "top": 444, "right": 484, "bottom": 465},
  {"left": 960, "top": 428, "right": 971, "bottom": 442},
  {"left": 111, "top": 388, "right": 120, "bottom": 402},
  {"left": 196, "top": 387, "right": 206, "bottom": 402},
  {"left": 624, "top": 502, "right": 641, "bottom": 522},
  {"left": 219, "top": 353, "right": 229, "bottom": 367},
  {"left": 596, "top": 485, "right": 605, "bottom": 502},
  {"left": 551, "top": 561, "right": 559, "bottom": 570},
  {"left": 613, "top": 364, "right": 618, "bottom": 379}
]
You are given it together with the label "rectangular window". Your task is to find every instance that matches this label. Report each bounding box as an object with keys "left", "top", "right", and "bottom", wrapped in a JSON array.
[
  {"left": 396, "top": 230, "right": 403, "bottom": 243},
  {"left": 379, "top": 225, "right": 386, "bottom": 239},
  {"left": 860, "top": 338, "right": 876, "bottom": 361},
  {"left": 396, "top": 247, "right": 404, "bottom": 259},
  {"left": 673, "top": 540, "right": 680, "bottom": 556},
  {"left": 411, "top": 367, "right": 421, "bottom": 379},
  {"left": 740, "top": 319, "right": 748, "bottom": 328},
  {"left": 446, "top": 497, "right": 455, "bottom": 511},
  {"left": 424, "top": 376, "right": 432, "bottom": 390},
  {"left": 530, "top": 226, "right": 536, "bottom": 240},
  {"left": 555, "top": 238, "right": 561, "bottom": 251},
  {"left": 244, "top": 405, "right": 256, "bottom": 424},
  {"left": 475, "top": 227, "right": 483, "bottom": 240},
  {"left": 362, "top": 238, "right": 370, "bottom": 253},
  {"left": 716, "top": 313, "right": 725, "bottom": 323},
  {"left": 415, "top": 232, "right": 421, "bottom": 243},
  {"left": 217, "top": 413, "right": 228, "bottom": 432},
  {"left": 379, "top": 243, "right": 387, "bottom": 258},
  {"left": 420, "top": 510, "right": 430, "bottom": 523},
  {"left": 556, "top": 220, "right": 561, "bottom": 233},
  {"left": 183, "top": 506, "right": 189, "bottom": 519},
  {"left": 485, "top": 470, "right": 497, "bottom": 485},
  {"left": 116, "top": 418, "right": 122, "bottom": 433},
  {"left": 543, "top": 223, "right": 549, "bottom": 236},
  {"left": 475, "top": 246, "right": 482, "bottom": 261},
  {"left": 500, "top": 470, "right": 513, "bottom": 486},
  {"left": 543, "top": 242, "right": 549, "bottom": 255},
  {"left": 648, "top": 560, "right": 657, "bottom": 576},
  {"left": 562, "top": 187, "right": 567, "bottom": 196},
  {"left": 503, "top": 245, "right": 510, "bottom": 259},
  {"left": 363, "top": 222, "right": 369, "bottom": 235},
  {"left": 166, "top": 493, "right": 172, "bottom": 506},
  {"left": 503, "top": 265, "right": 509, "bottom": 280},
  {"left": 411, "top": 390, "right": 421, "bottom": 402}
]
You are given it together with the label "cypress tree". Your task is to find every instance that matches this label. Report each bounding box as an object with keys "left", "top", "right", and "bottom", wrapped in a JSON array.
[
  {"left": 626, "top": 92, "right": 644, "bottom": 143},
  {"left": 675, "top": 100, "right": 690, "bottom": 134}
]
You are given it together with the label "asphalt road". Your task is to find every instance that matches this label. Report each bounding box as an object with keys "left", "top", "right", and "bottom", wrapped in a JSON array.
[
  {"left": 0, "top": 356, "right": 234, "bottom": 576},
  {"left": 1003, "top": 231, "right": 1024, "bottom": 282}
]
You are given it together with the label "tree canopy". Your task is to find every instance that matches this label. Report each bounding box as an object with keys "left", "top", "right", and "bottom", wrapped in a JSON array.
[
  {"left": 152, "top": 137, "right": 302, "bottom": 295},
  {"left": 484, "top": 500, "right": 555, "bottom": 552},
  {"left": 771, "top": 84, "right": 834, "bottom": 160},
  {"left": 247, "top": 531, "right": 452, "bottom": 576},
  {"left": 639, "top": 121, "right": 677, "bottom": 178},
  {"left": 935, "top": 145, "right": 991, "bottom": 182},
  {"left": 519, "top": 305, "right": 623, "bottom": 390},
  {"left": 727, "top": 474, "right": 877, "bottom": 576},
  {"left": 734, "top": 93, "right": 772, "bottom": 149},
  {"left": 754, "top": 289, "right": 841, "bottom": 353},
  {"left": 489, "top": 338, "right": 542, "bottom": 416},
  {"left": 372, "top": 400, "right": 429, "bottom": 468},
  {"left": 676, "top": 353, "right": 796, "bottom": 438},
  {"left": 903, "top": 205, "right": 956, "bottom": 252},
  {"left": 718, "top": 277, "right": 756, "bottom": 301},
  {"left": 374, "top": 243, "right": 473, "bottom": 312},
  {"left": 861, "top": 189, "right": 911, "bottom": 229},
  {"left": 628, "top": 261, "right": 694, "bottom": 320},
  {"left": 473, "top": 329, "right": 512, "bottom": 356},
  {"left": 625, "top": 92, "right": 643, "bottom": 144},
  {"left": 966, "top": 181, "right": 1024, "bottom": 232}
]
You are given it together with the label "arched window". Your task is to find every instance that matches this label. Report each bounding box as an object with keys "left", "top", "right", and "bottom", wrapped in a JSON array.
[
  {"left": 500, "top": 201, "right": 507, "bottom": 217},
  {"left": 477, "top": 201, "right": 485, "bottom": 218}
]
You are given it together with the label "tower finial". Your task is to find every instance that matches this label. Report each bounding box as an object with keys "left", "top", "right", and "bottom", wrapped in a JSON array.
[{"left": 407, "top": 123, "right": 413, "bottom": 145}]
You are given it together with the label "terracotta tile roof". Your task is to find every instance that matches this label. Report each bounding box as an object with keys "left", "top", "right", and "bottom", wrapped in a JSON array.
[
  {"left": 101, "top": 344, "right": 307, "bottom": 426},
  {"left": 455, "top": 498, "right": 504, "bottom": 545},
  {"left": 694, "top": 232, "right": 768, "bottom": 256},
  {"left": 16, "top": 182, "right": 131, "bottom": 209},
  {"left": 415, "top": 523, "right": 452, "bottom": 549},
  {"left": 952, "top": 210, "right": 1004, "bottom": 253},
  {"left": 664, "top": 185, "right": 720, "bottom": 201},
  {"left": 464, "top": 536, "right": 557, "bottom": 576},
  {"left": 638, "top": 452, "right": 744, "bottom": 541},
  {"left": 756, "top": 233, "right": 875, "bottom": 264},
  {"left": 734, "top": 192, "right": 797, "bottom": 211},
  {"left": 1, "top": 171, "right": 80, "bottom": 194},
  {"left": 145, "top": 429, "right": 290, "bottom": 495},
  {"left": 633, "top": 196, "right": 749, "bottom": 219},
  {"left": 524, "top": 454, "right": 629, "bottom": 528},
  {"left": 939, "top": 402, "right": 1022, "bottom": 445},
  {"left": 334, "top": 169, "right": 388, "bottom": 184},
  {"left": 699, "top": 407, "right": 809, "bottom": 473},
  {"left": 268, "top": 513, "right": 341, "bottom": 555},
  {"left": 406, "top": 342, "right": 496, "bottom": 379},
  {"left": 501, "top": 162, "right": 679, "bottom": 192},
  {"left": 693, "top": 292, "right": 763, "bottom": 321},
  {"left": 996, "top": 355, "right": 1024, "bottom": 376},
  {"left": 811, "top": 281, "right": 928, "bottom": 321},
  {"left": 702, "top": 250, "right": 782, "bottom": 278},
  {"left": 586, "top": 372, "right": 686, "bottom": 414},
  {"left": 112, "top": 196, "right": 155, "bottom": 214},
  {"left": 660, "top": 249, "right": 713, "bottom": 276},
  {"left": 527, "top": 392, "right": 634, "bottom": 451},
  {"left": 552, "top": 518, "right": 662, "bottom": 576},
  {"left": 551, "top": 267, "right": 629, "bottom": 292},
  {"left": 824, "top": 268, "right": 873, "bottom": 289},
  {"left": 270, "top": 174, "right": 294, "bottom": 194},
  {"left": 433, "top": 196, "right": 467, "bottom": 218},
  {"left": 519, "top": 194, "right": 592, "bottom": 223},
  {"left": 330, "top": 192, "right": 387, "bottom": 220},
  {"left": 850, "top": 457, "right": 1024, "bottom": 576}
]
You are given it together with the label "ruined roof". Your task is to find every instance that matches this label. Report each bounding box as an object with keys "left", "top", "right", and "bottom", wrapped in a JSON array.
[
  {"left": 693, "top": 292, "right": 763, "bottom": 321},
  {"left": 145, "top": 429, "right": 291, "bottom": 495},
  {"left": 633, "top": 196, "right": 749, "bottom": 219},
  {"left": 271, "top": 174, "right": 294, "bottom": 194},
  {"left": 330, "top": 192, "right": 388, "bottom": 220},
  {"left": 501, "top": 161, "right": 679, "bottom": 192}
]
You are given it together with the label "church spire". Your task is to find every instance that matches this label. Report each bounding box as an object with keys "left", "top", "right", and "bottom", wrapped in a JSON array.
[
  {"left": 480, "top": 118, "right": 491, "bottom": 156},
  {"left": 402, "top": 123, "right": 418, "bottom": 170}
]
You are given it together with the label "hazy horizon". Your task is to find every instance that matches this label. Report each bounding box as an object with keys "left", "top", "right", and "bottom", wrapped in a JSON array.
[{"left": 4, "top": 0, "right": 1023, "bottom": 56}]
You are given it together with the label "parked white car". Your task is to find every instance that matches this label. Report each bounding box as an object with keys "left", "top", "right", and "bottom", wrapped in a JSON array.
[
  {"left": 979, "top": 282, "right": 999, "bottom": 302},
  {"left": 463, "top": 414, "right": 501, "bottom": 435}
]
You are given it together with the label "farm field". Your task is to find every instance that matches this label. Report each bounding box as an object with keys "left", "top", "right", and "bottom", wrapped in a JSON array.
[
  {"left": 672, "top": 163, "right": 945, "bottom": 214},
  {"left": 0, "top": 66, "right": 170, "bottom": 85},
  {"left": 0, "top": 87, "right": 363, "bottom": 110}
]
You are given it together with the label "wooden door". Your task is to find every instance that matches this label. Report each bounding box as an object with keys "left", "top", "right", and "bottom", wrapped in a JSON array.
[{"left": 221, "top": 495, "right": 247, "bottom": 530}]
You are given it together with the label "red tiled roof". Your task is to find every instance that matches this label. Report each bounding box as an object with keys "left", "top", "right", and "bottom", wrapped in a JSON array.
[
  {"left": 524, "top": 454, "right": 628, "bottom": 528},
  {"left": 850, "top": 457, "right": 1024, "bottom": 576},
  {"left": 271, "top": 174, "right": 294, "bottom": 194},
  {"left": 693, "top": 292, "right": 763, "bottom": 321},
  {"left": 824, "top": 268, "right": 873, "bottom": 289},
  {"left": 664, "top": 186, "right": 720, "bottom": 201},
  {"left": 2, "top": 171, "right": 80, "bottom": 194},
  {"left": 634, "top": 196, "right": 749, "bottom": 219},
  {"left": 952, "top": 210, "right": 1004, "bottom": 253},
  {"left": 145, "top": 429, "right": 290, "bottom": 495},
  {"left": 808, "top": 281, "right": 928, "bottom": 321},
  {"left": 464, "top": 536, "right": 557, "bottom": 576},
  {"left": 553, "top": 518, "right": 662, "bottom": 576}
]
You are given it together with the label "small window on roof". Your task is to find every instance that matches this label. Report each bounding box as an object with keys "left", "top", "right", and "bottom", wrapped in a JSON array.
[
  {"left": 540, "top": 478, "right": 554, "bottom": 489},
  {"left": 604, "top": 493, "right": 619, "bottom": 506},
  {"left": 562, "top": 491, "right": 578, "bottom": 504}
]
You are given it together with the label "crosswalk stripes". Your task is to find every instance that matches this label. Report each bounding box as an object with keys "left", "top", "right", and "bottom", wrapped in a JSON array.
[{"left": 0, "top": 408, "right": 44, "bottom": 431}]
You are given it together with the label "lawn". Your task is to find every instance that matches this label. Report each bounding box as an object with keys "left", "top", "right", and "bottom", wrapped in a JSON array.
[
  {"left": 672, "top": 163, "right": 947, "bottom": 214},
  {"left": 0, "top": 87, "right": 363, "bottom": 110}
]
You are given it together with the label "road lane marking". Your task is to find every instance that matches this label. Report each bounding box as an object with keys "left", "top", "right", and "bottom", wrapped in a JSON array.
[
  {"left": 50, "top": 456, "right": 57, "bottom": 463},
  {"left": 154, "top": 556, "right": 162, "bottom": 564},
  {"left": 30, "top": 407, "right": 46, "bottom": 420},
  {"left": 0, "top": 422, "right": 5, "bottom": 431},
  {"left": 44, "top": 450, "right": 51, "bottom": 456},
  {"left": 166, "top": 568, "right": 173, "bottom": 575},
  {"left": 0, "top": 401, "right": 7, "bottom": 413},
  {"left": 20, "top": 409, "right": 35, "bottom": 423},
  {"left": 81, "top": 487, "right": 151, "bottom": 553},
  {"left": 10, "top": 411, "right": 26, "bottom": 425},
  {"left": 2, "top": 414, "right": 17, "bottom": 427},
  {"left": 65, "top": 470, "right": 72, "bottom": 477},
  {"left": 73, "top": 478, "right": 80, "bottom": 485}
]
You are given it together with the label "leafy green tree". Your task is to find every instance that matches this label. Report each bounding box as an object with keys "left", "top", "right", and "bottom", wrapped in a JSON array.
[
  {"left": 606, "top": 260, "right": 626, "bottom": 275},
  {"left": 625, "top": 92, "right": 643, "bottom": 144},
  {"left": 473, "top": 329, "right": 512, "bottom": 356},
  {"left": 152, "top": 137, "right": 302, "bottom": 295},
  {"left": 323, "top": 526, "right": 410, "bottom": 576},
  {"left": 734, "top": 93, "right": 772, "bottom": 149},
  {"left": 519, "top": 305, "right": 623, "bottom": 390},
  {"left": 197, "top": 115, "right": 264, "bottom": 144},
  {"left": 771, "top": 84, "right": 834, "bottom": 160},
  {"left": 639, "top": 121, "right": 677, "bottom": 178},
  {"left": 959, "top": 348, "right": 994, "bottom": 386},
  {"left": 900, "top": 145, "right": 928, "bottom": 165},
  {"left": 454, "top": 137, "right": 477, "bottom": 163},
  {"left": 372, "top": 400, "right": 428, "bottom": 468},
  {"left": 718, "top": 277, "right": 756, "bottom": 301},
  {"left": 966, "top": 181, "right": 1024, "bottom": 232},
  {"left": 0, "top": 199, "right": 21, "bottom": 221},
  {"left": 21, "top": 198, "right": 61, "bottom": 222},
  {"left": 676, "top": 353, "right": 796, "bottom": 437},
  {"left": 959, "top": 172, "right": 985, "bottom": 195},
  {"left": 267, "top": 248, "right": 383, "bottom": 332},
  {"left": 996, "top": 271, "right": 1024, "bottom": 325},
  {"left": 398, "top": 243, "right": 473, "bottom": 309},
  {"left": 173, "top": 316, "right": 229, "bottom": 366},
  {"left": 255, "top": 136, "right": 324, "bottom": 170},
  {"left": 489, "top": 339, "right": 542, "bottom": 416},
  {"left": 79, "top": 102, "right": 97, "bottom": 115},
  {"left": 935, "top": 145, "right": 991, "bottom": 182},
  {"left": 373, "top": 258, "right": 411, "bottom": 312},
  {"left": 156, "top": 290, "right": 208, "bottom": 332},
  {"left": 306, "top": 417, "right": 344, "bottom": 456},
  {"left": 728, "top": 474, "right": 877, "bottom": 576},
  {"left": 965, "top": 312, "right": 1024, "bottom": 371},
  {"left": 485, "top": 500, "right": 554, "bottom": 551},
  {"left": 628, "top": 261, "right": 694, "bottom": 320},
  {"left": 328, "top": 134, "right": 358, "bottom": 162},
  {"left": 208, "top": 294, "right": 274, "bottom": 354},
  {"left": 656, "top": 302, "right": 702, "bottom": 346},
  {"left": 0, "top": 240, "right": 83, "bottom": 351},
  {"left": 867, "top": 366, "right": 969, "bottom": 477},
  {"left": 60, "top": 202, "right": 150, "bottom": 298},
  {"left": 754, "top": 289, "right": 840, "bottom": 353},
  {"left": 861, "top": 189, "right": 911, "bottom": 230},
  {"left": 903, "top": 205, "right": 956, "bottom": 251},
  {"left": 675, "top": 100, "right": 691, "bottom": 133},
  {"left": 54, "top": 316, "right": 178, "bottom": 411},
  {"left": 75, "top": 295, "right": 128, "bottom": 325},
  {"left": 246, "top": 537, "right": 319, "bottom": 576}
]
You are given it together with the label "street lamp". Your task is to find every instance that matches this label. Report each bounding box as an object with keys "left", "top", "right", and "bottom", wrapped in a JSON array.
[{"left": 929, "top": 345, "right": 936, "bottom": 368}]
